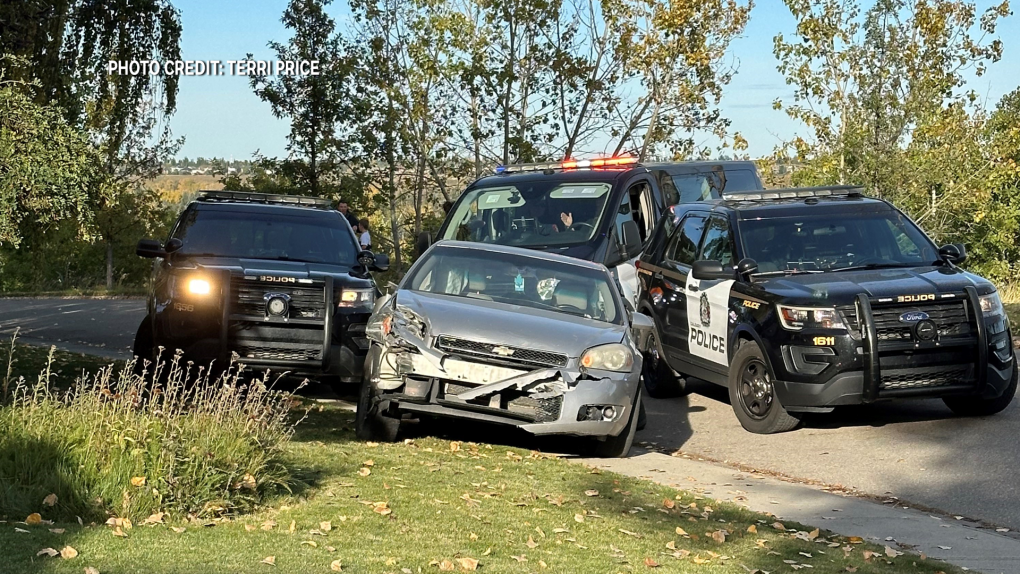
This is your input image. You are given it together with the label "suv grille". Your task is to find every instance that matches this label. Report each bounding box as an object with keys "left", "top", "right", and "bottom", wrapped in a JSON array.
[
  {"left": 838, "top": 299, "right": 970, "bottom": 341},
  {"left": 880, "top": 366, "right": 971, "bottom": 390},
  {"left": 435, "top": 336, "right": 568, "bottom": 369},
  {"left": 231, "top": 278, "right": 327, "bottom": 319}
]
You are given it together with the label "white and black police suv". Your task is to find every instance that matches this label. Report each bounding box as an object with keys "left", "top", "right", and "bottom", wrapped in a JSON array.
[{"left": 635, "top": 185, "right": 1016, "bottom": 434}]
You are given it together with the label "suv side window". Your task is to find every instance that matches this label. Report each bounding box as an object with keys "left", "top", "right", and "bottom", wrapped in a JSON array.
[
  {"left": 699, "top": 215, "right": 735, "bottom": 266},
  {"left": 665, "top": 214, "right": 707, "bottom": 266}
]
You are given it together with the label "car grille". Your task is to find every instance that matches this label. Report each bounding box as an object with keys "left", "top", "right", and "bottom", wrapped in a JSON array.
[
  {"left": 880, "top": 366, "right": 971, "bottom": 390},
  {"left": 235, "top": 345, "right": 322, "bottom": 361},
  {"left": 228, "top": 323, "right": 324, "bottom": 363},
  {"left": 230, "top": 278, "right": 327, "bottom": 319},
  {"left": 837, "top": 299, "right": 970, "bottom": 341},
  {"left": 445, "top": 382, "right": 563, "bottom": 423},
  {"left": 435, "top": 335, "right": 568, "bottom": 368}
]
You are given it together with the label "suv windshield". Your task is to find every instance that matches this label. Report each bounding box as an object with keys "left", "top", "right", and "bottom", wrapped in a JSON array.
[
  {"left": 439, "top": 181, "right": 612, "bottom": 247},
  {"left": 739, "top": 211, "right": 939, "bottom": 274},
  {"left": 172, "top": 208, "right": 360, "bottom": 265},
  {"left": 404, "top": 246, "right": 622, "bottom": 324}
]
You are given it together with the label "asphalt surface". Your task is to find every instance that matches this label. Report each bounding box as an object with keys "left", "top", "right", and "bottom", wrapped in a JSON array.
[{"left": 3, "top": 298, "right": 1019, "bottom": 534}]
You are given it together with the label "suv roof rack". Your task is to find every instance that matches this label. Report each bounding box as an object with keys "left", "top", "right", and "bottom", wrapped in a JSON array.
[
  {"left": 495, "top": 156, "right": 639, "bottom": 174},
  {"left": 722, "top": 185, "right": 864, "bottom": 201},
  {"left": 196, "top": 190, "right": 333, "bottom": 208}
]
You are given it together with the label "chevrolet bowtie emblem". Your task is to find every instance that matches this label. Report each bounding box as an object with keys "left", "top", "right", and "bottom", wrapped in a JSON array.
[{"left": 492, "top": 345, "right": 515, "bottom": 357}]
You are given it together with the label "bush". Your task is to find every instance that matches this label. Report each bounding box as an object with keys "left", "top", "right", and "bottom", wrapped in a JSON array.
[{"left": 0, "top": 351, "right": 303, "bottom": 522}]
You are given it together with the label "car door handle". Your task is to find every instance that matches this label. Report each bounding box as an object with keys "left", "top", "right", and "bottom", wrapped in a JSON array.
[{"left": 687, "top": 284, "right": 699, "bottom": 292}]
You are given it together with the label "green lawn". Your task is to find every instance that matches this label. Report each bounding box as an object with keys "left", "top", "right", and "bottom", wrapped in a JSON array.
[
  {"left": 0, "top": 341, "right": 123, "bottom": 398},
  {"left": 0, "top": 404, "right": 960, "bottom": 574}
]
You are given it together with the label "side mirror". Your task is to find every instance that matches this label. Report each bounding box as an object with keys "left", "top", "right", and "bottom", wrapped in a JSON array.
[
  {"left": 620, "top": 220, "right": 642, "bottom": 258},
  {"left": 939, "top": 243, "right": 966, "bottom": 265},
  {"left": 136, "top": 239, "right": 166, "bottom": 258},
  {"left": 165, "top": 238, "right": 183, "bottom": 253},
  {"left": 371, "top": 252, "right": 390, "bottom": 272},
  {"left": 692, "top": 260, "right": 736, "bottom": 281},
  {"left": 629, "top": 312, "right": 656, "bottom": 353},
  {"left": 416, "top": 231, "right": 433, "bottom": 257},
  {"left": 736, "top": 257, "right": 758, "bottom": 279}
]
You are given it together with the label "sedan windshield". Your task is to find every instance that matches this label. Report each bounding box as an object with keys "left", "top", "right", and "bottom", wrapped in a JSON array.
[
  {"left": 738, "top": 211, "right": 939, "bottom": 275},
  {"left": 438, "top": 181, "right": 612, "bottom": 247},
  {"left": 404, "top": 246, "right": 622, "bottom": 324},
  {"left": 172, "top": 208, "right": 360, "bottom": 266}
]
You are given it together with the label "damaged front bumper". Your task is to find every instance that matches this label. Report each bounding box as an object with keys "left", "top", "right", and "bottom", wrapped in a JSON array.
[{"left": 366, "top": 345, "right": 640, "bottom": 438}]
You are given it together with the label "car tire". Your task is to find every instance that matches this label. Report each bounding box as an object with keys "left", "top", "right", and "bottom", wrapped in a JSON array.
[
  {"left": 131, "top": 315, "right": 154, "bottom": 377},
  {"left": 943, "top": 360, "right": 1018, "bottom": 417},
  {"left": 637, "top": 400, "right": 647, "bottom": 431},
  {"left": 641, "top": 331, "right": 687, "bottom": 398},
  {"left": 728, "top": 340, "right": 801, "bottom": 434},
  {"left": 592, "top": 389, "right": 642, "bottom": 458},
  {"left": 355, "top": 378, "right": 401, "bottom": 442}
]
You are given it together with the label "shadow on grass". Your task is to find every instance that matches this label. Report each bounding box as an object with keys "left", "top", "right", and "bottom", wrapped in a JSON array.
[{"left": 0, "top": 434, "right": 101, "bottom": 523}]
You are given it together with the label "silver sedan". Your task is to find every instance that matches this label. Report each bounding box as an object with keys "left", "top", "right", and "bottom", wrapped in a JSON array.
[{"left": 356, "top": 240, "right": 654, "bottom": 457}]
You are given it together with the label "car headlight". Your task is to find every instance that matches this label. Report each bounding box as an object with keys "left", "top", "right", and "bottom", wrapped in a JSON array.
[
  {"left": 580, "top": 343, "right": 634, "bottom": 372},
  {"left": 777, "top": 305, "right": 845, "bottom": 330},
  {"left": 339, "top": 288, "right": 375, "bottom": 308},
  {"left": 979, "top": 291, "right": 1004, "bottom": 317},
  {"left": 187, "top": 278, "right": 211, "bottom": 295}
]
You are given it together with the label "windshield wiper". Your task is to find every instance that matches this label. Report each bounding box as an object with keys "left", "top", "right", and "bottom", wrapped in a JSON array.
[
  {"left": 828, "top": 262, "right": 915, "bottom": 272},
  {"left": 752, "top": 269, "right": 824, "bottom": 277}
]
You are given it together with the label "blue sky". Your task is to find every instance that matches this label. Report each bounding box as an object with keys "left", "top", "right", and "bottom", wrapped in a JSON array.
[{"left": 170, "top": 0, "right": 1020, "bottom": 161}]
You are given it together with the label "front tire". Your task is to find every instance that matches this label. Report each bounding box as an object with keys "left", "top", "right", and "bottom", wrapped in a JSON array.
[
  {"left": 641, "top": 331, "right": 687, "bottom": 398},
  {"left": 131, "top": 315, "right": 154, "bottom": 377},
  {"left": 355, "top": 378, "right": 401, "bottom": 442},
  {"left": 592, "top": 389, "right": 642, "bottom": 458},
  {"left": 943, "top": 360, "right": 1018, "bottom": 417},
  {"left": 728, "top": 341, "right": 801, "bottom": 434}
]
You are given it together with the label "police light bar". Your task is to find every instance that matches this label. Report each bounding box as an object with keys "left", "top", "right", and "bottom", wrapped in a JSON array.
[
  {"left": 722, "top": 185, "right": 864, "bottom": 201},
  {"left": 494, "top": 156, "right": 638, "bottom": 174},
  {"left": 197, "top": 190, "right": 333, "bottom": 208}
]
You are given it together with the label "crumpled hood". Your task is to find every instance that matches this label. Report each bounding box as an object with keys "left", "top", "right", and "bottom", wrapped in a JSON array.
[
  {"left": 757, "top": 265, "right": 995, "bottom": 306},
  {"left": 393, "top": 290, "right": 626, "bottom": 357}
]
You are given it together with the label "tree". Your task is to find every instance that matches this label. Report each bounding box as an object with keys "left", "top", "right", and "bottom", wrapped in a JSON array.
[{"left": 249, "top": 0, "right": 357, "bottom": 197}]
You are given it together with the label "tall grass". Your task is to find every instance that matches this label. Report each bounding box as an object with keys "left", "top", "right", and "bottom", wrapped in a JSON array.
[{"left": 0, "top": 349, "right": 304, "bottom": 522}]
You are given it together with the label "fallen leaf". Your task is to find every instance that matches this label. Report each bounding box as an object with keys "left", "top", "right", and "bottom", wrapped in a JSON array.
[
  {"left": 36, "top": 548, "right": 59, "bottom": 557},
  {"left": 469, "top": 532, "right": 478, "bottom": 541},
  {"left": 142, "top": 512, "right": 165, "bottom": 525},
  {"left": 358, "top": 467, "right": 371, "bottom": 477},
  {"left": 771, "top": 522, "right": 786, "bottom": 531},
  {"left": 261, "top": 556, "right": 276, "bottom": 565},
  {"left": 747, "top": 525, "right": 757, "bottom": 534},
  {"left": 14, "top": 528, "right": 29, "bottom": 533},
  {"left": 526, "top": 535, "right": 538, "bottom": 549},
  {"left": 539, "top": 560, "right": 547, "bottom": 569},
  {"left": 676, "top": 527, "right": 688, "bottom": 536},
  {"left": 42, "top": 494, "right": 58, "bottom": 507},
  {"left": 711, "top": 530, "right": 726, "bottom": 543},
  {"left": 244, "top": 524, "right": 256, "bottom": 532},
  {"left": 848, "top": 536, "right": 864, "bottom": 544},
  {"left": 320, "top": 521, "right": 332, "bottom": 532},
  {"left": 862, "top": 550, "right": 875, "bottom": 561},
  {"left": 105, "top": 517, "right": 132, "bottom": 530},
  {"left": 439, "top": 559, "right": 455, "bottom": 570},
  {"left": 112, "top": 527, "right": 128, "bottom": 538},
  {"left": 330, "top": 559, "right": 343, "bottom": 572},
  {"left": 288, "top": 520, "right": 296, "bottom": 533},
  {"left": 363, "top": 459, "right": 375, "bottom": 466},
  {"left": 85, "top": 567, "right": 100, "bottom": 574},
  {"left": 130, "top": 476, "right": 146, "bottom": 487},
  {"left": 663, "top": 498, "right": 675, "bottom": 509},
  {"left": 884, "top": 546, "right": 901, "bottom": 558},
  {"left": 808, "top": 528, "right": 820, "bottom": 540},
  {"left": 171, "top": 527, "right": 186, "bottom": 533},
  {"left": 937, "top": 545, "right": 952, "bottom": 550},
  {"left": 573, "top": 513, "right": 584, "bottom": 523},
  {"left": 456, "top": 557, "right": 479, "bottom": 571},
  {"left": 618, "top": 529, "right": 641, "bottom": 538},
  {"left": 584, "top": 490, "right": 599, "bottom": 497},
  {"left": 49, "top": 528, "right": 65, "bottom": 534},
  {"left": 373, "top": 502, "right": 392, "bottom": 516},
  {"left": 261, "top": 520, "right": 276, "bottom": 531},
  {"left": 60, "top": 546, "right": 78, "bottom": 559},
  {"left": 26, "top": 513, "right": 43, "bottom": 525},
  {"left": 237, "top": 473, "right": 257, "bottom": 490},
  {"left": 644, "top": 557, "right": 660, "bottom": 568},
  {"left": 301, "top": 540, "right": 317, "bottom": 548}
]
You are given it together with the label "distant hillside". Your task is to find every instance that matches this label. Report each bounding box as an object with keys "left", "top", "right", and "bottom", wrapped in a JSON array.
[{"left": 149, "top": 175, "right": 225, "bottom": 204}]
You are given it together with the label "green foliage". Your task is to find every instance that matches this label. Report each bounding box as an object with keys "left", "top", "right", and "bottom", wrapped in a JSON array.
[
  {"left": 0, "top": 352, "right": 301, "bottom": 521},
  {"left": 0, "top": 84, "right": 104, "bottom": 248}
]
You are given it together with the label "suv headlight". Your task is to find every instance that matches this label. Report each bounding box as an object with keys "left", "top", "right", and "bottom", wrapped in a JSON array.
[
  {"left": 580, "top": 343, "right": 634, "bottom": 372},
  {"left": 339, "top": 288, "right": 375, "bottom": 308},
  {"left": 777, "top": 305, "right": 846, "bottom": 331},
  {"left": 979, "top": 291, "right": 1004, "bottom": 317}
]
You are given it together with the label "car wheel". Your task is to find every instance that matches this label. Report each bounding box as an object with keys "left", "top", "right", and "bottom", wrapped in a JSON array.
[
  {"left": 637, "top": 400, "right": 647, "bottom": 431},
  {"left": 592, "top": 389, "right": 642, "bottom": 458},
  {"left": 131, "top": 315, "right": 154, "bottom": 377},
  {"left": 641, "top": 331, "right": 687, "bottom": 398},
  {"left": 728, "top": 341, "right": 801, "bottom": 434},
  {"left": 943, "top": 360, "right": 1018, "bottom": 417},
  {"left": 355, "top": 378, "right": 401, "bottom": 443}
]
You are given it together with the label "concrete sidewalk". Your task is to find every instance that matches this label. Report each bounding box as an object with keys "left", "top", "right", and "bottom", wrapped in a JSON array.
[{"left": 579, "top": 450, "right": 1020, "bottom": 574}]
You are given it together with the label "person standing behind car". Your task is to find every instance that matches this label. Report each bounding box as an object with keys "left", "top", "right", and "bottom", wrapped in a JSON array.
[
  {"left": 336, "top": 199, "right": 360, "bottom": 229},
  {"left": 358, "top": 218, "right": 371, "bottom": 250}
]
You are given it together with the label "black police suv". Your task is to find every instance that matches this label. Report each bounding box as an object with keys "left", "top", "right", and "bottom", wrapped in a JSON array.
[
  {"left": 636, "top": 186, "right": 1017, "bottom": 434},
  {"left": 417, "top": 158, "right": 763, "bottom": 306},
  {"left": 133, "top": 191, "right": 389, "bottom": 385}
]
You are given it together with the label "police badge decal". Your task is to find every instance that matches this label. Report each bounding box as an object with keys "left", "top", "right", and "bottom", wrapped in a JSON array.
[{"left": 699, "top": 292, "right": 711, "bottom": 327}]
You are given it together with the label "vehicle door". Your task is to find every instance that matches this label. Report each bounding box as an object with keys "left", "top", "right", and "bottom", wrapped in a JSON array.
[
  {"left": 611, "top": 177, "right": 657, "bottom": 306},
  {"left": 654, "top": 213, "right": 707, "bottom": 355},
  {"left": 684, "top": 214, "right": 737, "bottom": 369}
]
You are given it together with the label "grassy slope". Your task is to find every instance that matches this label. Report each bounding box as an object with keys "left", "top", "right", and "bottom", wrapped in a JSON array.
[
  {"left": 0, "top": 343, "right": 122, "bottom": 396},
  {"left": 0, "top": 406, "right": 959, "bottom": 574}
]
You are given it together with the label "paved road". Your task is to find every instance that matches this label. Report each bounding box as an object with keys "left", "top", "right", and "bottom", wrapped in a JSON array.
[
  {"left": 4, "top": 298, "right": 1019, "bottom": 533},
  {"left": 0, "top": 298, "right": 145, "bottom": 359}
]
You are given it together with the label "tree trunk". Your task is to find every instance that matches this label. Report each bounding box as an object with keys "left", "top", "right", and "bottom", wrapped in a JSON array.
[
  {"left": 386, "top": 104, "right": 402, "bottom": 270},
  {"left": 105, "top": 239, "right": 114, "bottom": 290},
  {"left": 472, "top": 89, "right": 482, "bottom": 178}
]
